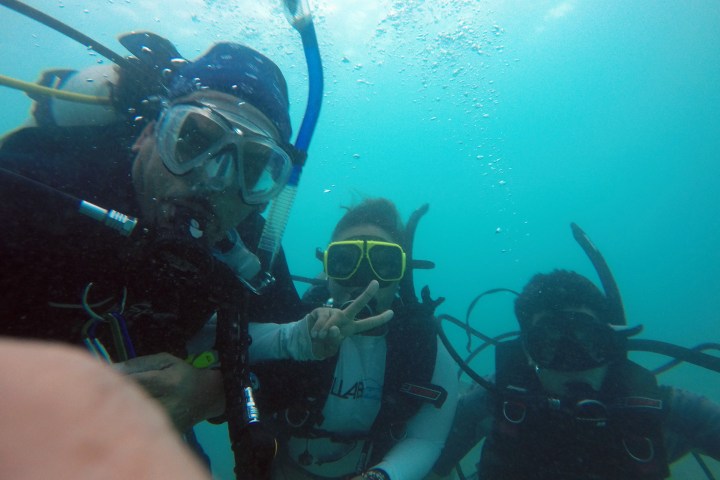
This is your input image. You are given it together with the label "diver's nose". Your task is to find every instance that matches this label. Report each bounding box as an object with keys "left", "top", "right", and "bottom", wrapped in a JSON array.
[
  {"left": 203, "top": 150, "right": 236, "bottom": 191},
  {"left": 349, "top": 287, "right": 365, "bottom": 298}
]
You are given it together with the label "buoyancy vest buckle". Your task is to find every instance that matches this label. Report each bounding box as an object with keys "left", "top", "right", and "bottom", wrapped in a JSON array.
[
  {"left": 574, "top": 399, "right": 609, "bottom": 426},
  {"left": 501, "top": 400, "right": 526, "bottom": 424},
  {"left": 623, "top": 435, "right": 655, "bottom": 463},
  {"left": 285, "top": 407, "right": 312, "bottom": 428}
]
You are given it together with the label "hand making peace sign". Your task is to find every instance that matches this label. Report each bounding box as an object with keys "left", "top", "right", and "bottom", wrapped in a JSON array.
[{"left": 307, "top": 280, "right": 395, "bottom": 359}]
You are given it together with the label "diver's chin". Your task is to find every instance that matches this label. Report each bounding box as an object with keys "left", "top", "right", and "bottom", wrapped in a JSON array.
[
  {"left": 152, "top": 199, "right": 223, "bottom": 245},
  {"left": 339, "top": 294, "right": 377, "bottom": 320},
  {"left": 334, "top": 287, "right": 363, "bottom": 306}
]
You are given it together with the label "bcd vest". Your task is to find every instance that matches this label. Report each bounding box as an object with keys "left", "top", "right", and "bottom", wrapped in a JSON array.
[
  {"left": 251, "top": 298, "right": 445, "bottom": 466},
  {"left": 479, "top": 339, "right": 670, "bottom": 480}
]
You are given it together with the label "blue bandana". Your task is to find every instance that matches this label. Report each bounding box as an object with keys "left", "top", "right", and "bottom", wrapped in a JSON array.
[{"left": 168, "top": 43, "right": 292, "bottom": 142}]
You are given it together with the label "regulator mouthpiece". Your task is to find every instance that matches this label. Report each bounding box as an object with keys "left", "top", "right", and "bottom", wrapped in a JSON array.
[{"left": 213, "top": 229, "right": 262, "bottom": 282}]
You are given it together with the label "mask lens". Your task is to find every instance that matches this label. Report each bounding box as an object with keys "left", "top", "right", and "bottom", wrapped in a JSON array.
[
  {"left": 524, "top": 312, "right": 617, "bottom": 371},
  {"left": 240, "top": 141, "right": 291, "bottom": 204},
  {"left": 524, "top": 323, "right": 564, "bottom": 368},
  {"left": 570, "top": 314, "right": 614, "bottom": 364},
  {"left": 158, "top": 105, "right": 229, "bottom": 175},
  {"left": 158, "top": 103, "right": 292, "bottom": 204},
  {"left": 202, "top": 149, "right": 237, "bottom": 191},
  {"left": 325, "top": 243, "right": 363, "bottom": 279},
  {"left": 175, "top": 112, "right": 225, "bottom": 165},
  {"left": 367, "top": 243, "right": 405, "bottom": 281}
]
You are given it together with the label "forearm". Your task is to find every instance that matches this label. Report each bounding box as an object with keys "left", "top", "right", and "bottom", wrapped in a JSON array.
[
  {"left": 432, "top": 384, "right": 493, "bottom": 475},
  {"left": 248, "top": 316, "right": 315, "bottom": 362},
  {"left": 375, "top": 341, "right": 460, "bottom": 480},
  {"left": 665, "top": 386, "right": 720, "bottom": 461},
  {"left": 376, "top": 437, "right": 446, "bottom": 480}
]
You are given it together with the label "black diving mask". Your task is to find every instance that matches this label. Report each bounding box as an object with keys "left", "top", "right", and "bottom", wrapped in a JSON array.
[{"left": 522, "top": 311, "right": 631, "bottom": 372}]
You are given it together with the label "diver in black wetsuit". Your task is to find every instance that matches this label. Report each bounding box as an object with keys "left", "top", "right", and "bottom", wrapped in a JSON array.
[
  {"left": 432, "top": 269, "right": 720, "bottom": 480},
  {"left": 1, "top": 1, "right": 327, "bottom": 478},
  {"left": 0, "top": 39, "right": 305, "bottom": 431}
]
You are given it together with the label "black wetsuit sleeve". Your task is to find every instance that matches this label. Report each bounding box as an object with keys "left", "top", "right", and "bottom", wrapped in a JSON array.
[
  {"left": 432, "top": 383, "right": 494, "bottom": 476},
  {"left": 663, "top": 385, "right": 720, "bottom": 462}
]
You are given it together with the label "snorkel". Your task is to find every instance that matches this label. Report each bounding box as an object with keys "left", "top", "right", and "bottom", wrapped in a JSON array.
[
  {"left": 216, "top": 4, "right": 324, "bottom": 479},
  {"left": 5, "top": 3, "right": 318, "bottom": 478},
  {"left": 436, "top": 222, "right": 720, "bottom": 395},
  {"left": 2, "top": 0, "right": 324, "bottom": 292},
  {"left": 570, "top": 222, "right": 626, "bottom": 325},
  {"left": 250, "top": 0, "right": 324, "bottom": 292}
]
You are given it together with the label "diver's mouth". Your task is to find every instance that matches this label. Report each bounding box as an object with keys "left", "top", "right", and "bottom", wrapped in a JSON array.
[
  {"left": 157, "top": 197, "right": 222, "bottom": 242},
  {"left": 340, "top": 294, "right": 377, "bottom": 320}
]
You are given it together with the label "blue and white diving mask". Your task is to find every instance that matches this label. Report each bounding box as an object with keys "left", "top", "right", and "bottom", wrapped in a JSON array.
[{"left": 155, "top": 101, "right": 293, "bottom": 205}]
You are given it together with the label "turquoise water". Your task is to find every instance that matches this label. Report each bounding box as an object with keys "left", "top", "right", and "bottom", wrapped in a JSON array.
[{"left": 2, "top": 0, "right": 719, "bottom": 478}]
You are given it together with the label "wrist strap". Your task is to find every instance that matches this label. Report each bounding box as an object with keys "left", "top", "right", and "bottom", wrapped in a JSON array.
[{"left": 362, "top": 469, "right": 389, "bottom": 480}]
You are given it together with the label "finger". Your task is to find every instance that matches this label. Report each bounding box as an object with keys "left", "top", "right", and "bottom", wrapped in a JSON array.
[
  {"left": 352, "top": 309, "right": 394, "bottom": 335},
  {"left": 317, "top": 320, "right": 344, "bottom": 340},
  {"left": 310, "top": 309, "right": 333, "bottom": 338},
  {"left": 327, "top": 325, "right": 341, "bottom": 340},
  {"left": 341, "top": 280, "right": 379, "bottom": 319},
  {"left": 114, "top": 353, "right": 177, "bottom": 375}
]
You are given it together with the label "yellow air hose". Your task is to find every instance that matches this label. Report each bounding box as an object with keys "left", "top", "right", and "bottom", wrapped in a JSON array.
[{"left": 0, "top": 73, "right": 111, "bottom": 105}]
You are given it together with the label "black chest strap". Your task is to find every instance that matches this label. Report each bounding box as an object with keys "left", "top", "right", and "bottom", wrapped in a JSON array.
[
  {"left": 482, "top": 340, "right": 670, "bottom": 480},
  {"left": 252, "top": 300, "right": 444, "bottom": 450}
]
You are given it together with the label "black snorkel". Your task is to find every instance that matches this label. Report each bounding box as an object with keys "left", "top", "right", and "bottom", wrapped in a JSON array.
[
  {"left": 437, "top": 222, "right": 720, "bottom": 401},
  {"left": 399, "top": 203, "right": 437, "bottom": 303},
  {"left": 570, "top": 223, "right": 720, "bottom": 373},
  {"left": 570, "top": 222, "right": 626, "bottom": 325}
]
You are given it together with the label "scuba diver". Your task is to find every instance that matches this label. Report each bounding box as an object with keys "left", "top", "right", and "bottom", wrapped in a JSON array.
[
  {"left": 0, "top": 1, "right": 325, "bottom": 478},
  {"left": 431, "top": 226, "right": 720, "bottom": 480},
  {"left": 1, "top": 36, "right": 305, "bottom": 422},
  {"left": 250, "top": 198, "right": 459, "bottom": 480}
]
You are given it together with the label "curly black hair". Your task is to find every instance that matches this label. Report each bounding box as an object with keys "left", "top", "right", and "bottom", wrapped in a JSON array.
[{"left": 514, "top": 269, "right": 614, "bottom": 330}]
